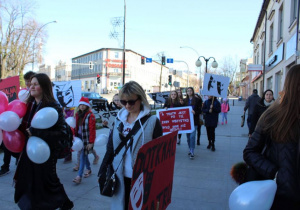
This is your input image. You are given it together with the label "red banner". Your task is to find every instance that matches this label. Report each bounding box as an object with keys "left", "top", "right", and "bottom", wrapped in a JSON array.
[
  {"left": 0, "top": 76, "right": 20, "bottom": 102},
  {"left": 156, "top": 107, "right": 194, "bottom": 134},
  {"left": 129, "top": 131, "right": 178, "bottom": 210}
]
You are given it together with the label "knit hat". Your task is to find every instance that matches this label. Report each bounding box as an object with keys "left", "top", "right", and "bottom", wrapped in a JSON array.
[{"left": 78, "top": 97, "right": 91, "bottom": 107}]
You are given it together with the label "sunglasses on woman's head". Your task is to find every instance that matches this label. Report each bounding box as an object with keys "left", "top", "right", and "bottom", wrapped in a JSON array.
[{"left": 120, "top": 98, "right": 139, "bottom": 106}]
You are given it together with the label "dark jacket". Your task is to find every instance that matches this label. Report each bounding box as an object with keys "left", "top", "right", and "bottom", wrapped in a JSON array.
[
  {"left": 163, "top": 99, "right": 181, "bottom": 108},
  {"left": 243, "top": 121, "right": 300, "bottom": 209},
  {"left": 202, "top": 98, "right": 221, "bottom": 128},
  {"left": 184, "top": 96, "right": 202, "bottom": 126},
  {"left": 249, "top": 99, "right": 273, "bottom": 135},
  {"left": 15, "top": 101, "right": 70, "bottom": 209},
  {"left": 244, "top": 93, "right": 261, "bottom": 115}
]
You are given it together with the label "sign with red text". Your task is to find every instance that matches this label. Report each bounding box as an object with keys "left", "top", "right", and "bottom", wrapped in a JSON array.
[
  {"left": 129, "top": 131, "right": 177, "bottom": 210},
  {"left": 156, "top": 106, "right": 194, "bottom": 134},
  {"left": 0, "top": 76, "right": 20, "bottom": 102}
]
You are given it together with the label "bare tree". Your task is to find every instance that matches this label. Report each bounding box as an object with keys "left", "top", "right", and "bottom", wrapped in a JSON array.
[
  {"left": 218, "top": 55, "right": 239, "bottom": 94},
  {"left": 0, "top": 0, "right": 46, "bottom": 79}
]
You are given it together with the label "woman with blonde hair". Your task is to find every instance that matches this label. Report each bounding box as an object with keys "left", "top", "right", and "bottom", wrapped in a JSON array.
[
  {"left": 244, "top": 65, "right": 300, "bottom": 209},
  {"left": 99, "top": 81, "right": 163, "bottom": 210}
]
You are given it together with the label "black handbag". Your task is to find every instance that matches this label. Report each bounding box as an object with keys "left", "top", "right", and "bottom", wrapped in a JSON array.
[
  {"left": 98, "top": 114, "right": 151, "bottom": 197},
  {"left": 99, "top": 137, "right": 133, "bottom": 197}
]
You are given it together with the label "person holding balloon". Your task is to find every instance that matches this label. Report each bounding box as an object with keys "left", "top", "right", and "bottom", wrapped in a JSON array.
[
  {"left": 0, "top": 71, "right": 35, "bottom": 177},
  {"left": 72, "top": 96, "right": 96, "bottom": 184},
  {"left": 243, "top": 65, "right": 300, "bottom": 209},
  {"left": 14, "top": 73, "right": 74, "bottom": 210}
]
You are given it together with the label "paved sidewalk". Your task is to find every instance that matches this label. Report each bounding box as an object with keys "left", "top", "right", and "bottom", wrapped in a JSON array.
[{"left": 0, "top": 99, "right": 249, "bottom": 210}]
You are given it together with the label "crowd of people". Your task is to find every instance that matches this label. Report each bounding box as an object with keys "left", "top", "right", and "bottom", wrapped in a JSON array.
[{"left": 1, "top": 63, "right": 299, "bottom": 209}]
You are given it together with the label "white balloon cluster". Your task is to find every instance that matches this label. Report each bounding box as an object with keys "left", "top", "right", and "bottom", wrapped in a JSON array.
[
  {"left": 95, "top": 134, "right": 108, "bottom": 146},
  {"left": 72, "top": 137, "right": 83, "bottom": 151}
]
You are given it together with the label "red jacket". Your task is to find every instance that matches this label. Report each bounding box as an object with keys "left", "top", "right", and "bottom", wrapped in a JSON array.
[{"left": 74, "top": 110, "right": 96, "bottom": 144}]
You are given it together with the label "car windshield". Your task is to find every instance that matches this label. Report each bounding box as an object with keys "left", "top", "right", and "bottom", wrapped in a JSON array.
[
  {"left": 82, "top": 92, "right": 102, "bottom": 98},
  {"left": 82, "top": 92, "right": 92, "bottom": 97}
]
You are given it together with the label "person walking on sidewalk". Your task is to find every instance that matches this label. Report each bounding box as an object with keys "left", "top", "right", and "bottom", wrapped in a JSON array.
[
  {"left": 202, "top": 96, "right": 221, "bottom": 151},
  {"left": 14, "top": 73, "right": 73, "bottom": 210},
  {"left": 176, "top": 89, "right": 185, "bottom": 144},
  {"left": 221, "top": 99, "right": 230, "bottom": 125},
  {"left": 243, "top": 64, "right": 300, "bottom": 209},
  {"left": 249, "top": 89, "right": 274, "bottom": 137},
  {"left": 98, "top": 81, "right": 163, "bottom": 210},
  {"left": 72, "top": 97, "right": 96, "bottom": 184},
  {"left": 184, "top": 87, "right": 202, "bottom": 158},
  {"left": 194, "top": 94, "right": 203, "bottom": 145},
  {"left": 244, "top": 89, "right": 261, "bottom": 132},
  {"left": 0, "top": 71, "right": 35, "bottom": 177}
]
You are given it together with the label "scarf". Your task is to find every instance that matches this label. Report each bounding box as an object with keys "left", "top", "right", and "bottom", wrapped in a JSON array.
[{"left": 264, "top": 100, "right": 274, "bottom": 107}]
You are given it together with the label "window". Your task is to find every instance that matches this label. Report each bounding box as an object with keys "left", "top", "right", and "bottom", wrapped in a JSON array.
[
  {"left": 261, "top": 42, "right": 265, "bottom": 64},
  {"left": 291, "top": 0, "right": 298, "bottom": 23},
  {"left": 110, "top": 82, "right": 113, "bottom": 86},
  {"left": 275, "top": 71, "right": 282, "bottom": 99},
  {"left": 267, "top": 76, "right": 273, "bottom": 90},
  {"left": 269, "top": 24, "right": 274, "bottom": 53},
  {"left": 257, "top": 53, "right": 259, "bottom": 65},
  {"left": 278, "top": 5, "right": 283, "bottom": 40},
  {"left": 115, "top": 52, "right": 119, "bottom": 58}
]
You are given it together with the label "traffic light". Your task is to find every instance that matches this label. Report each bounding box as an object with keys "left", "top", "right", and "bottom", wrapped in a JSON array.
[
  {"left": 162, "top": 56, "right": 166, "bottom": 65},
  {"left": 97, "top": 74, "right": 100, "bottom": 84},
  {"left": 168, "top": 75, "right": 172, "bottom": 85},
  {"left": 141, "top": 56, "right": 145, "bottom": 65}
]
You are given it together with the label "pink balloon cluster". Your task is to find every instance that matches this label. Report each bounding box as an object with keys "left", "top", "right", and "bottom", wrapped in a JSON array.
[{"left": 0, "top": 91, "right": 26, "bottom": 153}]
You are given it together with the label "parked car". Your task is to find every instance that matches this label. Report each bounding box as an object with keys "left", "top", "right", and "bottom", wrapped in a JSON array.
[{"left": 81, "top": 92, "right": 108, "bottom": 112}]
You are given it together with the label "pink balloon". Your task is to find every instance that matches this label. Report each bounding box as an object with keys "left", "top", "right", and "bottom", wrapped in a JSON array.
[
  {"left": 2, "top": 130, "right": 25, "bottom": 153},
  {"left": 0, "top": 91, "right": 8, "bottom": 114},
  {"left": 7, "top": 100, "right": 27, "bottom": 118}
]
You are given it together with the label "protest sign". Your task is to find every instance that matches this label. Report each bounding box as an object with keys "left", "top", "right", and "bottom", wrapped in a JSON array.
[
  {"left": 129, "top": 131, "right": 177, "bottom": 210},
  {"left": 148, "top": 91, "right": 170, "bottom": 104},
  {"left": 202, "top": 73, "right": 230, "bottom": 98},
  {"left": 0, "top": 76, "right": 20, "bottom": 102},
  {"left": 156, "top": 106, "right": 194, "bottom": 134},
  {"left": 99, "top": 110, "right": 118, "bottom": 129},
  {"left": 52, "top": 80, "right": 81, "bottom": 107}
]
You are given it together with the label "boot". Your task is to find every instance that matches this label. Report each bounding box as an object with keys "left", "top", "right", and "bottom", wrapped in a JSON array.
[
  {"left": 211, "top": 141, "right": 215, "bottom": 151},
  {"left": 207, "top": 140, "right": 211, "bottom": 149},
  {"left": 197, "top": 139, "right": 200, "bottom": 145}
]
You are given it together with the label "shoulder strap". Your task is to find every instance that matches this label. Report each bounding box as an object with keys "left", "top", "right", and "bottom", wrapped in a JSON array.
[{"left": 113, "top": 114, "right": 151, "bottom": 157}]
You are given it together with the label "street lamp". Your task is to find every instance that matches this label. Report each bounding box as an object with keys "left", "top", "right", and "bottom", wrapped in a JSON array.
[
  {"left": 32, "top": 20, "right": 57, "bottom": 71},
  {"left": 195, "top": 56, "right": 218, "bottom": 73},
  {"left": 122, "top": 0, "right": 126, "bottom": 86}
]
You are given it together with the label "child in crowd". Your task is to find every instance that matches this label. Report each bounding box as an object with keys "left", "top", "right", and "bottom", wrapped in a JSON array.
[
  {"left": 221, "top": 99, "right": 230, "bottom": 125},
  {"left": 72, "top": 97, "right": 96, "bottom": 184}
]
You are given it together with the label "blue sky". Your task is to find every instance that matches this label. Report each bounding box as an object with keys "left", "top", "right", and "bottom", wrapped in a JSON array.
[{"left": 33, "top": 0, "right": 263, "bottom": 73}]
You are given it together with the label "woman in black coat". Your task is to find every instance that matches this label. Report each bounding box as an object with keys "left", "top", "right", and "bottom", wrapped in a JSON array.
[
  {"left": 243, "top": 65, "right": 300, "bottom": 209},
  {"left": 202, "top": 96, "right": 221, "bottom": 151},
  {"left": 15, "top": 74, "right": 73, "bottom": 210},
  {"left": 249, "top": 89, "right": 274, "bottom": 135}
]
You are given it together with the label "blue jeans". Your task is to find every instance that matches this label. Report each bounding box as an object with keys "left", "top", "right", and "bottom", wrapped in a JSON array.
[
  {"left": 78, "top": 149, "right": 91, "bottom": 178},
  {"left": 221, "top": 112, "right": 227, "bottom": 123},
  {"left": 186, "top": 126, "right": 197, "bottom": 153}
]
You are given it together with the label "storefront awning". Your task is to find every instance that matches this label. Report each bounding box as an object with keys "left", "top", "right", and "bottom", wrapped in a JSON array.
[{"left": 251, "top": 71, "right": 263, "bottom": 83}]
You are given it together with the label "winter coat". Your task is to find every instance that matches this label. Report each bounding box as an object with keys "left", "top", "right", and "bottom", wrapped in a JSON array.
[
  {"left": 163, "top": 99, "right": 181, "bottom": 108},
  {"left": 249, "top": 99, "right": 273, "bottom": 135},
  {"left": 99, "top": 106, "right": 163, "bottom": 210},
  {"left": 15, "top": 101, "right": 71, "bottom": 209},
  {"left": 243, "top": 121, "right": 300, "bottom": 209},
  {"left": 244, "top": 93, "right": 261, "bottom": 115},
  {"left": 74, "top": 109, "right": 96, "bottom": 145},
  {"left": 183, "top": 96, "right": 202, "bottom": 126},
  {"left": 221, "top": 102, "right": 230, "bottom": 113},
  {"left": 202, "top": 98, "right": 221, "bottom": 128}
]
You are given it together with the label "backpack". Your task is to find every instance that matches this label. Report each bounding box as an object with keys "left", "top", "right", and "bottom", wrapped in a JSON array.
[{"left": 57, "top": 122, "right": 74, "bottom": 159}]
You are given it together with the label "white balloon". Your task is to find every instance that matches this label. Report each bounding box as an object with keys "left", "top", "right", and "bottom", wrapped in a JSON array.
[
  {"left": 0, "top": 111, "right": 21, "bottom": 132},
  {"left": 31, "top": 107, "right": 58, "bottom": 129},
  {"left": 0, "top": 129, "right": 3, "bottom": 145},
  {"left": 71, "top": 137, "right": 83, "bottom": 151},
  {"left": 66, "top": 117, "right": 76, "bottom": 128},
  {"left": 26, "top": 136, "right": 50, "bottom": 164},
  {"left": 18, "top": 89, "right": 29, "bottom": 102},
  {"left": 95, "top": 134, "right": 108, "bottom": 146},
  {"left": 229, "top": 180, "right": 277, "bottom": 210}
]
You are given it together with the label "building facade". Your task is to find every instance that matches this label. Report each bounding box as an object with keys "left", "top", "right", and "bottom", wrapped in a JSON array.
[
  {"left": 54, "top": 61, "right": 72, "bottom": 81},
  {"left": 250, "top": 0, "right": 299, "bottom": 99},
  {"left": 71, "top": 48, "right": 198, "bottom": 93}
]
